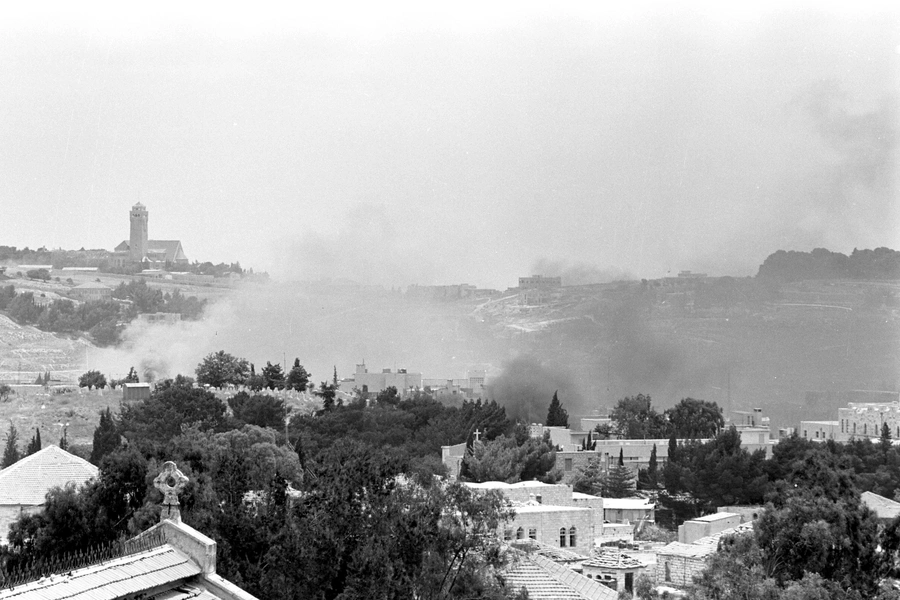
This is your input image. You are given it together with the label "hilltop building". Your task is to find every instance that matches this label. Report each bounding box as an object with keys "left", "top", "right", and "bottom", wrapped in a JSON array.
[
  {"left": 112, "top": 203, "right": 189, "bottom": 267},
  {"left": 518, "top": 275, "right": 562, "bottom": 289},
  {"left": 799, "top": 390, "right": 900, "bottom": 442},
  {"left": 67, "top": 281, "right": 112, "bottom": 302},
  {"left": 347, "top": 362, "right": 422, "bottom": 396}
]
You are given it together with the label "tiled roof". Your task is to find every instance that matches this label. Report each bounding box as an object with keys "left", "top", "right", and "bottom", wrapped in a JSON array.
[
  {"left": 0, "top": 446, "right": 99, "bottom": 505},
  {"left": 0, "top": 545, "right": 200, "bottom": 599},
  {"left": 658, "top": 522, "right": 755, "bottom": 558},
  {"left": 862, "top": 491, "right": 900, "bottom": 520},
  {"left": 583, "top": 551, "right": 644, "bottom": 570},
  {"left": 503, "top": 553, "right": 617, "bottom": 600},
  {"left": 510, "top": 540, "right": 587, "bottom": 562}
]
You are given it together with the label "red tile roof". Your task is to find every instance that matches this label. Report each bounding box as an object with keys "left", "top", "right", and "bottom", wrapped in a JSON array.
[{"left": 0, "top": 446, "right": 98, "bottom": 506}]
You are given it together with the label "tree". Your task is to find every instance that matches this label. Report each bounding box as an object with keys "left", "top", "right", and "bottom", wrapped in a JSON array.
[
  {"left": 317, "top": 381, "right": 337, "bottom": 412},
  {"left": 119, "top": 377, "right": 228, "bottom": 453},
  {"left": 545, "top": 391, "right": 569, "bottom": 427},
  {"left": 259, "top": 440, "right": 513, "bottom": 599},
  {"left": 78, "top": 369, "right": 107, "bottom": 390},
  {"left": 3, "top": 422, "right": 20, "bottom": 467},
  {"left": 262, "top": 362, "right": 286, "bottom": 390},
  {"left": 195, "top": 350, "right": 249, "bottom": 388},
  {"left": 572, "top": 457, "right": 604, "bottom": 495},
  {"left": 665, "top": 397, "right": 724, "bottom": 439},
  {"left": 229, "top": 392, "right": 288, "bottom": 430},
  {"left": 375, "top": 386, "right": 401, "bottom": 407},
  {"left": 603, "top": 462, "right": 635, "bottom": 498},
  {"left": 90, "top": 407, "right": 120, "bottom": 465},
  {"left": 26, "top": 428, "right": 41, "bottom": 455},
  {"left": 123, "top": 366, "right": 140, "bottom": 383},
  {"left": 285, "top": 359, "right": 310, "bottom": 392},
  {"left": 59, "top": 424, "right": 69, "bottom": 450},
  {"left": 0, "top": 384, "right": 13, "bottom": 402},
  {"left": 610, "top": 394, "right": 668, "bottom": 439}
]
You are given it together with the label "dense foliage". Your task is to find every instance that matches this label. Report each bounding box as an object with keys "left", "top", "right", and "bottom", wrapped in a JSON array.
[{"left": 757, "top": 247, "right": 900, "bottom": 282}]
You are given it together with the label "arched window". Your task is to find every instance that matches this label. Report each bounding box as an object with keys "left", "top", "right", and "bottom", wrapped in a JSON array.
[
  {"left": 569, "top": 526, "right": 577, "bottom": 547},
  {"left": 559, "top": 528, "right": 567, "bottom": 547},
  {"left": 528, "top": 528, "right": 537, "bottom": 540},
  {"left": 516, "top": 527, "right": 525, "bottom": 540},
  {"left": 503, "top": 528, "right": 512, "bottom": 541}
]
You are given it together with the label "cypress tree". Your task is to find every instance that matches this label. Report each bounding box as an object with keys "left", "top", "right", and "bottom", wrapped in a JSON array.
[
  {"left": 90, "top": 407, "right": 120, "bottom": 465},
  {"left": 668, "top": 433, "right": 679, "bottom": 463},
  {"left": 648, "top": 443, "right": 658, "bottom": 484},
  {"left": 618, "top": 447, "right": 624, "bottom": 466},
  {"left": 2, "top": 423, "right": 20, "bottom": 468},
  {"left": 546, "top": 391, "right": 569, "bottom": 427},
  {"left": 26, "top": 428, "right": 41, "bottom": 455}
]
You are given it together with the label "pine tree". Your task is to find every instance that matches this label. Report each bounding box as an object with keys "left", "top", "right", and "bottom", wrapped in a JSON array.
[
  {"left": 333, "top": 366, "right": 339, "bottom": 388},
  {"left": 603, "top": 462, "right": 635, "bottom": 498},
  {"left": 546, "top": 391, "right": 569, "bottom": 427},
  {"left": 618, "top": 447, "right": 624, "bottom": 466},
  {"left": 26, "top": 428, "right": 41, "bottom": 455},
  {"left": 2, "top": 423, "right": 20, "bottom": 468},
  {"left": 648, "top": 443, "right": 658, "bottom": 484},
  {"left": 59, "top": 425, "right": 69, "bottom": 451}
]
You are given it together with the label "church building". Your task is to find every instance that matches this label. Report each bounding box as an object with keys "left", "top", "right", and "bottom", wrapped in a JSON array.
[{"left": 112, "top": 203, "right": 189, "bottom": 267}]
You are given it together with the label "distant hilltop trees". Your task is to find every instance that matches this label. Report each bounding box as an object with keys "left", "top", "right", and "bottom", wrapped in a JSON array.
[{"left": 757, "top": 247, "right": 900, "bottom": 282}]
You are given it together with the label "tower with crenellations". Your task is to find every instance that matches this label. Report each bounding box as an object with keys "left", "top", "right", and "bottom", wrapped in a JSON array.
[{"left": 129, "top": 202, "right": 149, "bottom": 262}]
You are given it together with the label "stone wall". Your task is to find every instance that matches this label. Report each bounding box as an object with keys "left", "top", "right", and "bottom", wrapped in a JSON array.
[
  {"left": 505, "top": 506, "right": 594, "bottom": 555},
  {"left": 655, "top": 552, "right": 707, "bottom": 588}
]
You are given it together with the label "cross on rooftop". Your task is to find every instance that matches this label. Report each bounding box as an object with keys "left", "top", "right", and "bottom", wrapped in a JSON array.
[
  {"left": 473, "top": 429, "right": 482, "bottom": 442},
  {"left": 153, "top": 461, "right": 189, "bottom": 523}
]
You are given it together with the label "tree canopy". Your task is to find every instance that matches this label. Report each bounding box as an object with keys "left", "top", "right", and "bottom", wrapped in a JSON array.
[{"left": 195, "top": 350, "right": 249, "bottom": 388}]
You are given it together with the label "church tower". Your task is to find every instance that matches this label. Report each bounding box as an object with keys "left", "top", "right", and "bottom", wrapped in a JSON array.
[{"left": 129, "top": 202, "right": 148, "bottom": 262}]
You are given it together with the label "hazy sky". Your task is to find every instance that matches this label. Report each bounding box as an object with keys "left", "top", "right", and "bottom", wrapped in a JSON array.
[{"left": 1, "top": 3, "right": 897, "bottom": 288}]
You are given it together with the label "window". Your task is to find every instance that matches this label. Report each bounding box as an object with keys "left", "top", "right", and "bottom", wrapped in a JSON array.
[
  {"left": 559, "top": 528, "right": 567, "bottom": 547},
  {"left": 569, "top": 527, "right": 577, "bottom": 547},
  {"left": 516, "top": 527, "right": 524, "bottom": 540},
  {"left": 853, "top": 423, "right": 856, "bottom": 434},
  {"left": 665, "top": 562, "right": 671, "bottom": 582},
  {"left": 503, "top": 528, "right": 512, "bottom": 541},
  {"left": 535, "top": 495, "right": 542, "bottom": 504},
  {"left": 814, "top": 431, "right": 819, "bottom": 438},
  {"left": 803, "top": 430, "right": 807, "bottom": 438},
  {"left": 564, "top": 458, "right": 573, "bottom": 471},
  {"left": 864, "top": 424, "right": 867, "bottom": 435},
  {"left": 528, "top": 528, "right": 537, "bottom": 540}
]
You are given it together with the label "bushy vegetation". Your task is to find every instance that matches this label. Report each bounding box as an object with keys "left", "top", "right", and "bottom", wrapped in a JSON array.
[
  {"left": 0, "top": 279, "right": 206, "bottom": 346},
  {"left": 757, "top": 247, "right": 900, "bottom": 282}
]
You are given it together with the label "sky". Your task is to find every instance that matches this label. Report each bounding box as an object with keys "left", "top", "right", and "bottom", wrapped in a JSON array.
[{"left": 1, "top": 2, "right": 898, "bottom": 289}]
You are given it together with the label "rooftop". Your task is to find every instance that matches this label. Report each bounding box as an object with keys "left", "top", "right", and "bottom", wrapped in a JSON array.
[
  {"left": 0, "top": 544, "right": 199, "bottom": 600},
  {"left": 862, "top": 491, "right": 900, "bottom": 520},
  {"left": 601, "top": 498, "right": 654, "bottom": 510},
  {"left": 0, "top": 446, "right": 98, "bottom": 506},
  {"left": 583, "top": 551, "right": 644, "bottom": 570}
]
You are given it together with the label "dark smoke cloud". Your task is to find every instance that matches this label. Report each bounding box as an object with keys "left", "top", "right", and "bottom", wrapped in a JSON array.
[
  {"left": 485, "top": 355, "right": 583, "bottom": 424},
  {"left": 529, "top": 259, "right": 634, "bottom": 286}
]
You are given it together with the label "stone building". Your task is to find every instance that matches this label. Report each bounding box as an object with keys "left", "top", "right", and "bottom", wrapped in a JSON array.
[
  {"left": 581, "top": 551, "right": 647, "bottom": 595},
  {"left": 68, "top": 281, "right": 112, "bottom": 302},
  {"left": 656, "top": 521, "right": 754, "bottom": 589},
  {"left": 112, "top": 203, "right": 189, "bottom": 267},
  {"left": 836, "top": 391, "right": 900, "bottom": 441},
  {"left": 0, "top": 445, "right": 99, "bottom": 540},
  {"left": 465, "top": 481, "right": 603, "bottom": 556},
  {"left": 348, "top": 362, "right": 422, "bottom": 396}
]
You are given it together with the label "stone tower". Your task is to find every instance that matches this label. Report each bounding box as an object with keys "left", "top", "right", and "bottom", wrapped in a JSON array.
[{"left": 130, "top": 202, "right": 148, "bottom": 262}]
